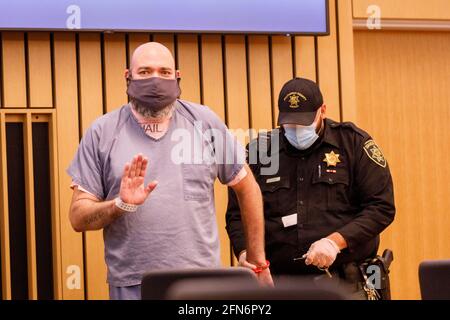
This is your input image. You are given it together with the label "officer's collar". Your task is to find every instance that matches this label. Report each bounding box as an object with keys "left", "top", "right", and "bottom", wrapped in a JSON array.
[
  {"left": 321, "top": 119, "right": 340, "bottom": 149},
  {"left": 278, "top": 127, "right": 288, "bottom": 152}
]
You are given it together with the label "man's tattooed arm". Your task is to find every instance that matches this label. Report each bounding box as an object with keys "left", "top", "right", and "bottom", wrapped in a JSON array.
[{"left": 69, "top": 188, "right": 126, "bottom": 232}]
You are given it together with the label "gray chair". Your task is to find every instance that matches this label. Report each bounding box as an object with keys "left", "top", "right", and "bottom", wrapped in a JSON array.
[
  {"left": 419, "top": 259, "right": 450, "bottom": 300},
  {"left": 167, "top": 276, "right": 353, "bottom": 300},
  {"left": 141, "top": 267, "right": 257, "bottom": 300}
]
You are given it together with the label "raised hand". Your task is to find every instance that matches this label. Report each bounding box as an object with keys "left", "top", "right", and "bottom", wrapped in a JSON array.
[{"left": 119, "top": 154, "right": 158, "bottom": 205}]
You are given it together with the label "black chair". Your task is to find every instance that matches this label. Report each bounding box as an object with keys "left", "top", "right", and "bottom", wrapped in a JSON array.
[
  {"left": 167, "top": 276, "right": 353, "bottom": 300},
  {"left": 141, "top": 267, "right": 257, "bottom": 300},
  {"left": 419, "top": 260, "right": 450, "bottom": 300}
]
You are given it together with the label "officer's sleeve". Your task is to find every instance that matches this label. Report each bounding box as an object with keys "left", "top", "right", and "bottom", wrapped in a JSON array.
[
  {"left": 336, "top": 138, "right": 395, "bottom": 251},
  {"left": 66, "top": 125, "right": 105, "bottom": 200},
  {"left": 225, "top": 140, "right": 257, "bottom": 258},
  {"left": 225, "top": 186, "right": 246, "bottom": 258}
]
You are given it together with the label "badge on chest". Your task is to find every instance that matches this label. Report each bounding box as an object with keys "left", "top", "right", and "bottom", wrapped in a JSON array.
[{"left": 322, "top": 150, "right": 342, "bottom": 174}]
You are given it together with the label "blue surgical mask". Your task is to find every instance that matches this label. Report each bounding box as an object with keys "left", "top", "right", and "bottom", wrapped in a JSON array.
[{"left": 284, "top": 122, "right": 319, "bottom": 150}]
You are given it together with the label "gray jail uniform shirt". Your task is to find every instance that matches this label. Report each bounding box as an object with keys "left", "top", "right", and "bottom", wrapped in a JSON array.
[{"left": 67, "top": 100, "right": 245, "bottom": 286}]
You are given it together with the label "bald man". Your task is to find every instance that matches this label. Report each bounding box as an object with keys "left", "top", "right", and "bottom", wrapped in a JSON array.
[{"left": 67, "top": 42, "right": 272, "bottom": 299}]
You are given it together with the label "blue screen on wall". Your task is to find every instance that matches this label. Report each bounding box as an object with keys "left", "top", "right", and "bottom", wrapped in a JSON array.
[{"left": 0, "top": 0, "right": 329, "bottom": 35}]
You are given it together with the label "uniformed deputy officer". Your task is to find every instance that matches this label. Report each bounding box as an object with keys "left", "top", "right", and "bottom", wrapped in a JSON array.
[{"left": 226, "top": 78, "right": 396, "bottom": 299}]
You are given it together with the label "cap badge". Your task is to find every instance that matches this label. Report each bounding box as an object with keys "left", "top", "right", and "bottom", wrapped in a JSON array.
[
  {"left": 284, "top": 92, "right": 307, "bottom": 109},
  {"left": 323, "top": 151, "right": 341, "bottom": 167}
]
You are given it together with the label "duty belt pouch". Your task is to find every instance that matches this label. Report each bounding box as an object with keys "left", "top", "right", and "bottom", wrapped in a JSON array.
[{"left": 358, "top": 249, "right": 393, "bottom": 300}]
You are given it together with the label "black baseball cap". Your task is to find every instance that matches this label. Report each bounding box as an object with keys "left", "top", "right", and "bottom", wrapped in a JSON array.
[{"left": 277, "top": 78, "right": 323, "bottom": 126}]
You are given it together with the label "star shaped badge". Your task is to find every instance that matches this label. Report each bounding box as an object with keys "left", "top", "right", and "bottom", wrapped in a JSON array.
[{"left": 323, "top": 151, "right": 341, "bottom": 167}]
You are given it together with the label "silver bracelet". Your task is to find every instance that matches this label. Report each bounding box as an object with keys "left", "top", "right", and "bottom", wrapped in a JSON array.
[{"left": 114, "top": 197, "right": 138, "bottom": 212}]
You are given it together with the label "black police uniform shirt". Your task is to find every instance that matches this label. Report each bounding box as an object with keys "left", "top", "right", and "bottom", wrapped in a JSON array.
[{"left": 226, "top": 118, "right": 396, "bottom": 275}]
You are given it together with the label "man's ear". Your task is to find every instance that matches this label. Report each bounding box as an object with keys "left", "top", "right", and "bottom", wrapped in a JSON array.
[
  {"left": 124, "top": 69, "right": 130, "bottom": 79},
  {"left": 321, "top": 104, "right": 327, "bottom": 118},
  {"left": 175, "top": 70, "right": 181, "bottom": 79}
]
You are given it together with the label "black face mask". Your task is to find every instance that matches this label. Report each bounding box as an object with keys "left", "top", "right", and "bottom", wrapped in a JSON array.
[{"left": 126, "top": 77, "right": 181, "bottom": 112}]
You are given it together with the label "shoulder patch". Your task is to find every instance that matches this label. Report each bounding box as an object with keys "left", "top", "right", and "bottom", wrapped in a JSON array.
[{"left": 363, "top": 140, "right": 386, "bottom": 168}]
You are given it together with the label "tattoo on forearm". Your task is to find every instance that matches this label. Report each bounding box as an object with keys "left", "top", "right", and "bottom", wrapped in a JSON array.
[{"left": 85, "top": 211, "right": 106, "bottom": 226}]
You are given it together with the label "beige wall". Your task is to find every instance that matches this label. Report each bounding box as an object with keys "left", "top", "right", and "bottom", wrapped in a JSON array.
[
  {"left": 353, "top": 30, "right": 450, "bottom": 300},
  {"left": 352, "top": 0, "right": 450, "bottom": 300}
]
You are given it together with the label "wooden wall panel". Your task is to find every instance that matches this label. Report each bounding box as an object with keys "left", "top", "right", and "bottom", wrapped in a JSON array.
[
  {"left": 53, "top": 33, "right": 84, "bottom": 300},
  {"left": 27, "top": 33, "right": 52, "bottom": 108},
  {"left": 177, "top": 35, "right": 201, "bottom": 103},
  {"left": 248, "top": 36, "right": 273, "bottom": 131},
  {"left": 200, "top": 35, "right": 225, "bottom": 120},
  {"left": 224, "top": 35, "right": 249, "bottom": 132},
  {"left": 317, "top": 0, "right": 341, "bottom": 121},
  {"left": 0, "top": 112, "right": 11, "bottom": 299},
  {"left": 224, "top": 35, "right": 250, "bottom": 267},
  {"left": 270, "top": 36, "right": 293, "bottom": 128},
  {"left": 48, "top": 111, "right": 62, "bottom": 299},
  {"left": 294, "top": 36, "right": 316, "bottom": 82},
  {"left": 200, "top": 35, "right": 230, "bottom": 266},
  {"left": 353, "top": 0, "right": 450, "bottom": 20},
  {"left": 337, "top": 0, "right": 357, "bottom": 122},
  {"left": 23, "top": 113, "right": 37, "bottom": 299},
  {"left": 354, "top": 30, "right": 450, "bottom": 300},
  {"left": 78, "top": 33, "right": 108, "bottom": 300},
  {"left": 78, "top": 34, "right": 104, "bottom": 133},
  {"left": 103, "top": 34, "right": 127, "bottom": 113},
  {"left": 1, "top": 32, "right": 27, "bottom": 108}
]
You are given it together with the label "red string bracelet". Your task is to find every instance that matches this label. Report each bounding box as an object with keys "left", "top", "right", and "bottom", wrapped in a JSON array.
[{"left": 252, "top": 260, "right": 270, "bottom": 274}]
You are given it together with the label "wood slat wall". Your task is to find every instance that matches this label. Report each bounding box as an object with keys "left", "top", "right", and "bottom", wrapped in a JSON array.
[
  {"left": 53, "top": 33, "right": 85, "bottom": 300},
  {"left": 0, "top": 112, "right": 11, "bottom": 299},
  {"left": 2, "top": 32, "right": 27, "bottom": 108},
  {"left": 0, "top": 109, "right": 60, "bottom": 300},
  {"left": 23, "top": 113, "right": 38, "bottom": 299},
  {"left": 78, "top": 33, "right": 108, "bottom": 300},
  {"left": 27, "top": 33, "right": 53, "bottom": 108},
  {"left": 0, "top": 1, "right": 351, "bottom": 299}
]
